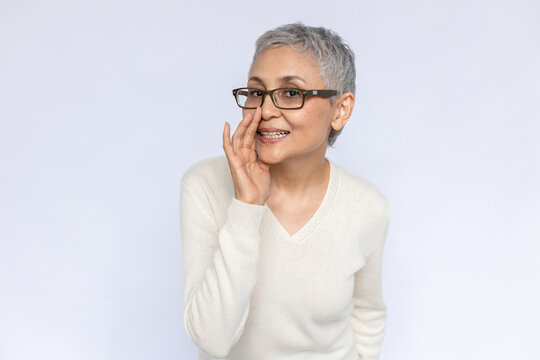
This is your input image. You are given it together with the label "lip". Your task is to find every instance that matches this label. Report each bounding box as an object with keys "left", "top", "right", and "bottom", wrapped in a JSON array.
[
  {"left": 257, "top": 127, "right": 290, "bottom": 133},
  {"left": 256, "top": 127, "right": 290, "bottom": 145}
]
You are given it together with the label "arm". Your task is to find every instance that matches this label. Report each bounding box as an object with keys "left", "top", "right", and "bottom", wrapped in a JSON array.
[
  {"left": 182, "top": 105, "right": 268, "bottom": 357},
  {"left": 181, "top": 181, "right": 266, "bottom": 358},
  {"left": 351, "top": 213, "right": 390, "bottom": 360}
]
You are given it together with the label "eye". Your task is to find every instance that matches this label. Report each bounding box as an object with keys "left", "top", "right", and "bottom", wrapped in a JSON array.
[
  {"left": 248, "top": 89, "right": 263, "bottom": 97},
  {"left": 283, "top": 89, "right": 301, "bottom": 97}
]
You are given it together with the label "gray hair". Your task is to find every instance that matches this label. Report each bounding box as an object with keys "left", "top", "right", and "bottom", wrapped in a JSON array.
[{"left": 252, "top": 22, "right": 356, "bottom": 147}]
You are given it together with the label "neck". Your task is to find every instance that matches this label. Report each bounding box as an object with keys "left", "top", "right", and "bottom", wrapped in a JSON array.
[{"left": 269, "top": 151, "right": 330, "bottom": 196}]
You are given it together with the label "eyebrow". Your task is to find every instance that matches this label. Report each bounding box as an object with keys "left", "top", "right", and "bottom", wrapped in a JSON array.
[
  {"left": 248, "top": 76, "right": 264, "bottom": 83},
  {"left": 281, "top": 75, "right": 306, "bottom": 84},
  {"left": 248, "top": 75, "right": 307, "bottom": 85}
]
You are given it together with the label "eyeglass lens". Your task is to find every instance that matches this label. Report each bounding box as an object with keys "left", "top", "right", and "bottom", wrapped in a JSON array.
[{"left": 236, "top": 88, "right": 303, "bottom": 109}]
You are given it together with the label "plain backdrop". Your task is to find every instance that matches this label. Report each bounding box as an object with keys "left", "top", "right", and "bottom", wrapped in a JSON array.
[{"left": 1, "top": 0, "right": 539, "bottom": 359}]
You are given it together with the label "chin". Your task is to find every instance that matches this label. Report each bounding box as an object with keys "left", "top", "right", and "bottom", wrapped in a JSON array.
[
  {"left": 257, "top": 152, "right": 281, "bottom": 165},
  {"left": 256, "top": 147, "right": 284, "bottom": 165}
]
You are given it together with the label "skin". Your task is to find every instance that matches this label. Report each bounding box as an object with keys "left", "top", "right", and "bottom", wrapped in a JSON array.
[{"left": 223, "top": 45, "right": 355, "bottom": 235}]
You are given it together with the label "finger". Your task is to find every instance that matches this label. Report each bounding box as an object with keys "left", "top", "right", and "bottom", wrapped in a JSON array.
[
  {"left": 244, "top": 107, "right": 262, "bottom": 150},
  {"left": 231, "top": 110, "right": 254, "bottom": 149},
  {"left": 223, "top": 122, "right": 235, "bottom": 161},
  {"left": 231, "top": 111, "right": 253, "bottom": 149},
  {"left": 223, "top": 121, "right": 244, "bottom": 170}
]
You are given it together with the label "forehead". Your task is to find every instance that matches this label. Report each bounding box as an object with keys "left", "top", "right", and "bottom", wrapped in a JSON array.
[{"left": 248, "top": 45, "right": 324, "bottom": 86}]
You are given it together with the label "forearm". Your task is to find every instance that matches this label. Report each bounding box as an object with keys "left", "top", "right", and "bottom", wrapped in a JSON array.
[{"left": 182, "top": 189, "right": 266, "bottom": 357}]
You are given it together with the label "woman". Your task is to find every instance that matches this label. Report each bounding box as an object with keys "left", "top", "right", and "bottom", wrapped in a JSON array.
[{"left": 181, "top": 23, "right": 390, "bottom": 360}]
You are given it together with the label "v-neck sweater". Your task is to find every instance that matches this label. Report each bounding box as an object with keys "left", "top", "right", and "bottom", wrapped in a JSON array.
[{"left": 180, "top": 156, "right": 390, "bottom": 360}]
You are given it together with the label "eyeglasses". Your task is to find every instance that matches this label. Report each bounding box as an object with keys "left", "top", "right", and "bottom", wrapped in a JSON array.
[{"left": 232, "top": 87, "right": 338, "bottom": 110}]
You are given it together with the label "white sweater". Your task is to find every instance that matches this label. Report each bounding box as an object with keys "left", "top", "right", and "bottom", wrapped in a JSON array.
[{"left": 180, "top": 156, "right": 390, "bottom": 360}]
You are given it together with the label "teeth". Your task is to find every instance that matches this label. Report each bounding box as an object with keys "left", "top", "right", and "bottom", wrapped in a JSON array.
[{"left": 259, "top": 131, "right": 289, "bottom": 138}]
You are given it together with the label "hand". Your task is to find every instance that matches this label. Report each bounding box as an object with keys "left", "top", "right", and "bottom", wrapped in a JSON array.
[{"left": 223, "top": 107, "right": 270, "bottom": 205}]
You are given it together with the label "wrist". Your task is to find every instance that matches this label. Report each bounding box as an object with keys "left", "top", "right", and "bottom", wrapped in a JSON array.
[{"left": 235, "top": 195, "right": 265, "bottom": 205}]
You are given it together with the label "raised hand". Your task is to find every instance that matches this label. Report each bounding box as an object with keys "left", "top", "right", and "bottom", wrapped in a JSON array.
[{"left": 223, "top": 107, "right": 271, "bottom": 205}]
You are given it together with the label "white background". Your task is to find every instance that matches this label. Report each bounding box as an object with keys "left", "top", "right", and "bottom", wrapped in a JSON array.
[{"left": 1, "top": 0, "right": 539, "bottom": 359}]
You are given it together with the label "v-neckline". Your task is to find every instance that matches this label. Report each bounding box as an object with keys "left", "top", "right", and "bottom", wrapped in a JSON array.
[{"left": 263, "top": 159, "right": 340, "bottom": 243}]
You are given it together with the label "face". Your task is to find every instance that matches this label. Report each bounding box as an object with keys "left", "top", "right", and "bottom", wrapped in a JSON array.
[{"left": 246, "top": 46, "right": 338, "bottom": 165}]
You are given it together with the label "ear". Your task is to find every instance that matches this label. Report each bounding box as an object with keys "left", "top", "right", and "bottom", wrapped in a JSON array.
[{"left": 331, "top": 92, "right": 355, "bottom": 131}]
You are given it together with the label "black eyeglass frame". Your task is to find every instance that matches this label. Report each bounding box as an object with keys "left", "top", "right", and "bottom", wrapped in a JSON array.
[{"left": 232, "top": 87, "right": 338, "bottom": 110}]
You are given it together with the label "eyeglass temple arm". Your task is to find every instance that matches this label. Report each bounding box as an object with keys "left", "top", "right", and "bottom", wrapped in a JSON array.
[
  {"left": 233, "top": 89, "right": 250, "bottom": 96},
  {"left": 306, "top": 89, "right": 338, "bottom": 98}
]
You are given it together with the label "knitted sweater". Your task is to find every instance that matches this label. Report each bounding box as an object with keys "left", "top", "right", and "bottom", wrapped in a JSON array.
[{"left": 180, "top": 156, "right": 390, "bottom": 360}]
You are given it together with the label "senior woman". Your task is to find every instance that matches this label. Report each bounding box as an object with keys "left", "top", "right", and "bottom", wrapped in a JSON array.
[{"left": 180, "top": 23, "right": 390, "bottom": 360}]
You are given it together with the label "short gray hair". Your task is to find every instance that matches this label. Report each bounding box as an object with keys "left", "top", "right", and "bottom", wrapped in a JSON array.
[{"left": 252, "top": 22, "right": 356, "bottom": 147}]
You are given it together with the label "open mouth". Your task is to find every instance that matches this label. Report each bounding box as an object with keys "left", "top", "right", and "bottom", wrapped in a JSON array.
[{"left": 256, "top": 130, "right": 290, "bottom": 139}]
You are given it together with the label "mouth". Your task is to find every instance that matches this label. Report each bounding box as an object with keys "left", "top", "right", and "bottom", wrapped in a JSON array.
[{"left": 256, "top": 130, "right": 290, "bottom": 139}]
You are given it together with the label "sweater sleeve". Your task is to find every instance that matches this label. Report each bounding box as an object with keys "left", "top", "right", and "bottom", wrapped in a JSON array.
[
  {"left": 351, "top": 211, "right": 390, "bottom": 360},
  {"left": 180, "top": 180, "right": 266, "bottom": 358}
]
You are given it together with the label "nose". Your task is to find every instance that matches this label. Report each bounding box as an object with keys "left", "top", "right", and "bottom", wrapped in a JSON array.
[{"left": 261, "top": 92, "right": 280, "bottom": 120}]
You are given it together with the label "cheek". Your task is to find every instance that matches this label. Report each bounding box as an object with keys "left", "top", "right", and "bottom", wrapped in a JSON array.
[{"left": 289, "top": 111, "right": 332, "bottom": 139}]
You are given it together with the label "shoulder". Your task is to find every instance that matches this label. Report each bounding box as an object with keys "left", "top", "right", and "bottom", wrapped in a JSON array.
[
  {"left": 331, "top": 162, "right": 391, "bottom": 255},
  {"left": 332, "top": 161, "right": 390, "bottom": 220},
  {"left": 180, "top": 156, "right": 234, "bottom": 225},
  {"left": 181, "top": 156, "right": 234, "bottom": 208},
  {"left": 181, "top": 156, "right": 231, "bottom": 189}
]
